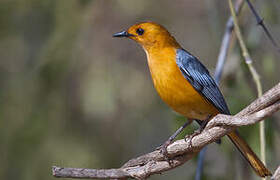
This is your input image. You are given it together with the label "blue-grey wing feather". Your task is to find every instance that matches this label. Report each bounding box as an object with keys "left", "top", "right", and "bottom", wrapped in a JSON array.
[{"left": 176, "top": 49, "right": 230, "bottom": 115}]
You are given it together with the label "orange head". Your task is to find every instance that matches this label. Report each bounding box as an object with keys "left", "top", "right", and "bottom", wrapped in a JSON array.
[{"left": 113, "top": 22, "right": 180, "bottom": 51}]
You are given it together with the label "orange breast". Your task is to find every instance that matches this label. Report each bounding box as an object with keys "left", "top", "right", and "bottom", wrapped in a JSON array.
[{"left": 145, "top": 47, "right": 219, "bottom": 120}]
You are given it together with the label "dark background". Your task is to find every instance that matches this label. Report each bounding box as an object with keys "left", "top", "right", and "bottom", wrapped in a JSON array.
[{"left": 1, "top": 0, "right": 279, "bottom": 179}]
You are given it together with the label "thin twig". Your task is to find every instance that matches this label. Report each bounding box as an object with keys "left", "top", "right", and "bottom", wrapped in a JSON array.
[
  {"left": 52, "top": 83, "right": 280, "bottom": 179},
  {"left": 214, "top": 0, "right": 244, "bottom": 82},
  {"left": 228, "top": 1, "right": 267, "bottom": 179},
  {"left": 245, "top": 0, "right": 280, "bottom": 53}
]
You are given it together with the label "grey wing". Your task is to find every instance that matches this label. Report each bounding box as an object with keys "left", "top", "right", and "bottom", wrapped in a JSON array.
[{"left": 176, "top": 49, "right": 230, "bottom": 115}]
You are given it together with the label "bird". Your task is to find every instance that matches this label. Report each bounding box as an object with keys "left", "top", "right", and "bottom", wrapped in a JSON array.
[{"left": 113, "top": 22, "right": 271, "bottom": 177}]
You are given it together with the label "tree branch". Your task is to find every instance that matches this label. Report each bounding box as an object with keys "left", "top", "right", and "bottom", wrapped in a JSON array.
[
  {"left": 245, "top": 0, "right": 280, "bottom": 53},
  {"left": 52, "top": 82, "right": 280, "bottom": 180}
]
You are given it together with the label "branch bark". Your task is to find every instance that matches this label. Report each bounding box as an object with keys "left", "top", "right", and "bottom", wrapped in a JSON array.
[{"left": 52, "top": 82, "right": 280, "bottom": 180}]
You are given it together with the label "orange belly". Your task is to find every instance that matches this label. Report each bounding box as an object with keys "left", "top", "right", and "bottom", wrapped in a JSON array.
[{"left": 146, "top": 47, "right": 219, "bottom": 120}]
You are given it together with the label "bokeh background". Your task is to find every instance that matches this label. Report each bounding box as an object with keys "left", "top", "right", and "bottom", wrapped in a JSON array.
[{"left": 1, "top": 0, "right": 280, "bottom": 179}]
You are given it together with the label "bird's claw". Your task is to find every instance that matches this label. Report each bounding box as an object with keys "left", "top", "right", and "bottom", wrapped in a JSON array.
[
  {"left": 184, "top": 129, "right": 202, "bottom": 148},
  {"left": 157, "top": 140, "right": 174, "bottom": 165}
]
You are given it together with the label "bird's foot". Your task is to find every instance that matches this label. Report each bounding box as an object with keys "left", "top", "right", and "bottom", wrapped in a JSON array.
[
  {"left": 156, "top": 140, "right": 173, "bottom": 164},
  {"left": 184, "top": 128, "right": 202, "bottom": 148}
]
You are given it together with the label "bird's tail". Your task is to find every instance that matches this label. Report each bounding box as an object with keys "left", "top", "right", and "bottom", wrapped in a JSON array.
[{"left": 227, "top": 131, "right": 272, "bottom": 177}]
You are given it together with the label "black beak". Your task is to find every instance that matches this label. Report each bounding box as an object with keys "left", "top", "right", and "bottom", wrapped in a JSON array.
[{"left": 113, "top": 31, "right": 134, "bottom": 38}]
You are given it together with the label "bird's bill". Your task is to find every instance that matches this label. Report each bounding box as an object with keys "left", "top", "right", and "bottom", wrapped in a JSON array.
[{"left": 113, "top": 31, "right": 134, "bottom": 38}]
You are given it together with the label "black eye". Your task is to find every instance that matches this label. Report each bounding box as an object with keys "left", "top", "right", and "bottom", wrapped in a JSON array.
[{"left": 136, "top": 28, "right": 144, "bottom": 35}]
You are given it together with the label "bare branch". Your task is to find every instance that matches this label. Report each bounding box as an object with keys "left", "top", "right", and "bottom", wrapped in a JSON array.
[
  {"left": 245, "top": 0, "right": 280, "bottom": 53},
  {"left": 52, "top": 82, "right": 280, "bottom": 180},
  {"left": 52, "top": 166, "right": 130, "bottom": 179},
  {"left": 214, "top": 0, "right": 244, "bottom": 83}
]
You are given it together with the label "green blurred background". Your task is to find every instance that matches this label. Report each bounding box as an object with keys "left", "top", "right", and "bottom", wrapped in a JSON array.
[{"left": 1, "top": 0, "right": 279, "bottom": 179}]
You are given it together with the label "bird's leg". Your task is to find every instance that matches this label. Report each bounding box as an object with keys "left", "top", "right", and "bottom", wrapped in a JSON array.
[{"left": 158, "top": 119, "right": 193, "bottom": 160}]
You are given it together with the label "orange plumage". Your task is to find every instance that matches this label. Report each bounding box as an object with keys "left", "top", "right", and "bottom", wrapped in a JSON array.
[
  {"left": 113, "top": 22, "right": 271, "bottom": 177},
  {"left": 146, "top": 43, "right": 219, "bottom": 119}
]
